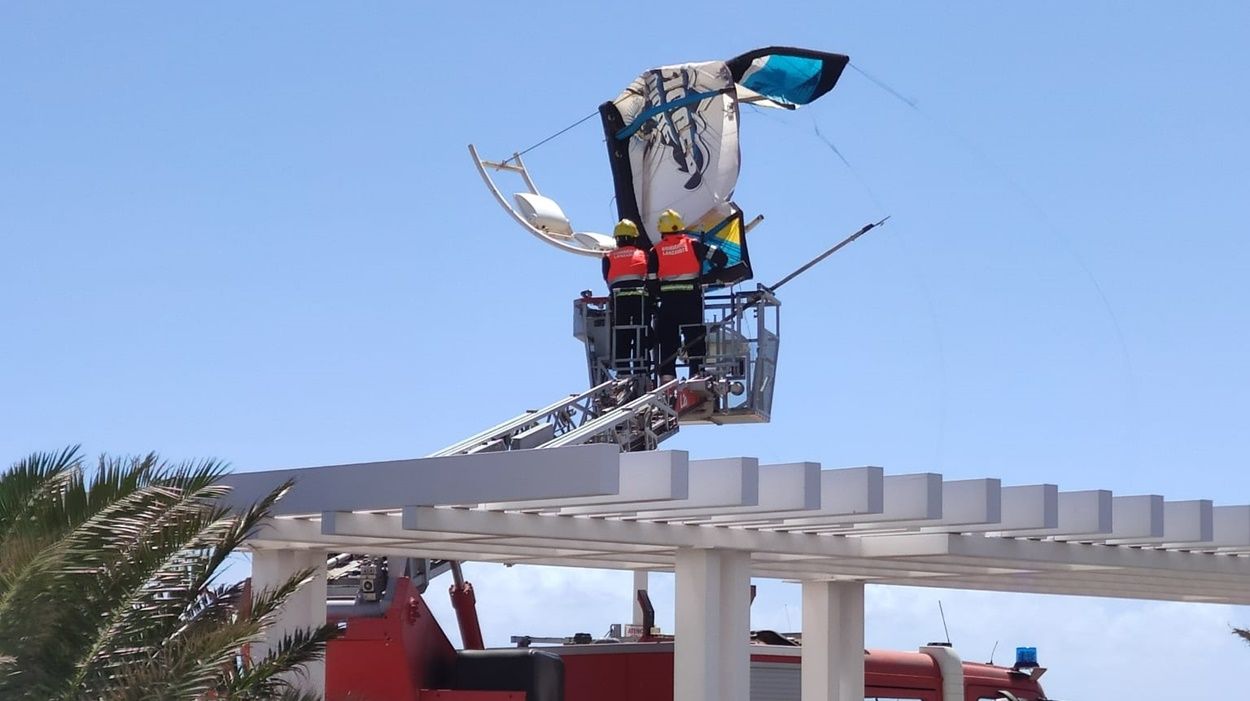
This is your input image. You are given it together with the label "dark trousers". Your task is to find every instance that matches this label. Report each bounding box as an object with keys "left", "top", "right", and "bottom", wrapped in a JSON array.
[
  {"left": 611, "top": 287, "right": 651, "bottom": 376},
  {"left": 657, "top": 287, "right": 705, "bottom": 377}
]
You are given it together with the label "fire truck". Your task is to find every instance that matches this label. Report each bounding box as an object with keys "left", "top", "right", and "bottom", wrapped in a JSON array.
[
  {"left": 307, "top": 287, "right": 1053, "bottom": 700},
  {"left": 310, "top": 109, "right": 1058, "bottom": 696},
  {"left": 320, "top": 570, "right": 1050, "bottom": 701}
]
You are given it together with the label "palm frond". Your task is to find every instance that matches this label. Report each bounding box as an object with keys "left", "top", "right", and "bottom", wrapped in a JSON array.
[
  {"left": 1234, "top": 626, "right": 1250, "bottom": 645},
  {"left": 0, "top": 447, "right": 82, "bottom": 587},
  {"left": 217, "top": 625, "right": 338, "bottom": 699},
  {"left": 0, "top": 480, "right": 211, "bottom": 638},
  {"left": 0, "top": 450, "right": 335, "bottom": 700},
  {"left": 63, "top": 490, "right": 242, "bottom": 689},
  {"left": 247, "top": 567, "right": 319, "bottom": 625},
  {"left": 165, "top": 480, "right": 297, "bottom": 630},
  {"left": 0, "top": 452, "right": 169, "bottom": 627},
  {"left": 100, "top": 618, "right": 265, "bottom": 700}
]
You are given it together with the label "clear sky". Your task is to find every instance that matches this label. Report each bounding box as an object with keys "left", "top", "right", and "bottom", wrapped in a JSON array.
[{"left": 3, "top": 2, "right": 1248, "bottom": 697}]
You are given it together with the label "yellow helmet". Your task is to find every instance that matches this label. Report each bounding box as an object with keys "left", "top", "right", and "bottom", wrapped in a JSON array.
[
  {"left": 613, "top": 219, "right": 639, "bottom": 239},
  {"left": 657, "top": 209, "right": 686, "bottom": 234}
]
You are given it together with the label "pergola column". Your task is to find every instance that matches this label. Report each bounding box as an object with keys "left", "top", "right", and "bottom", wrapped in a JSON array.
[
  {"left": 801, "top": 580, "right": 865, "bottom": 701},
  {"left": 632, "top": 569, "right": 649, "bottom": 627},
  {"left": 251, "top": 548, "right": 327, "bottom": 694},
  {"left": 674, "top": 548, "right": 752, "bottom": 701}
]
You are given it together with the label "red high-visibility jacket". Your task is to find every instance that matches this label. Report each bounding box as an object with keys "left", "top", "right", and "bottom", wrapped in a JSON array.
[
  {"left": 656, "top": 234, "right": 700, "bottom": 281},
  {"left": 606, "top": 246, "right": 649, "bottom": 284}
]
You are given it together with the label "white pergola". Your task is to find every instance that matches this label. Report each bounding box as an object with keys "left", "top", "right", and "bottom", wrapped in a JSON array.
[{"left": 224, "top": 444, "right": 1250, "bottom": 701}]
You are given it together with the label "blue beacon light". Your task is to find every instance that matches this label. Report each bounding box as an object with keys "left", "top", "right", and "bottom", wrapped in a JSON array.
[{"left": 1014, "top": 646, "right": 1038, "bottom": 669}]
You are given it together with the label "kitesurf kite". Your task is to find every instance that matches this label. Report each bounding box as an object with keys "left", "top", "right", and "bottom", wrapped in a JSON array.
[{"left": 470, "top": 46, "right": 849, "bottom": 286}]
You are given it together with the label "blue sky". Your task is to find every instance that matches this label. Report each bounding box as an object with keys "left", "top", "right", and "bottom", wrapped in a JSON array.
[{"left": 3, "top": 2, "right": 1248, "bottom": 697}]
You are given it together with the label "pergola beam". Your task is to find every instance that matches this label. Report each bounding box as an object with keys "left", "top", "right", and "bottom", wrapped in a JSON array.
[{"left": 221, "top": 450, "right": 1250, "bottom": 605}]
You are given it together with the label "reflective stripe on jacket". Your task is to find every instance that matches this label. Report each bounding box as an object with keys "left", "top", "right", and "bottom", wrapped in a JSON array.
[
  {"left": 656, "top": 234, "right": 700, "bottom": 281},
  {"left": 607, "top": 246, "right": 649, "bottom": 284}
]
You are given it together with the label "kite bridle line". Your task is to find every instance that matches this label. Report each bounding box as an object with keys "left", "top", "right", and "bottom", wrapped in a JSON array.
[
  {"left": 850, "top": 59, "right": 1139, "bottom": 473},
  {"left": 647, "top": 216, "right": 890, "bottom": 385},
  {"left": 501, "top": 110, "right": 600, "bottom": 166}
]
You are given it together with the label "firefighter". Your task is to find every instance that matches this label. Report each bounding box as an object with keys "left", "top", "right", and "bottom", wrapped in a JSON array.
[
  {"left": 602, "top": 218, "right": 657, "bottom": 377},
  {"left": 653, "top": 209, "right": 726, "bottom": 381}
]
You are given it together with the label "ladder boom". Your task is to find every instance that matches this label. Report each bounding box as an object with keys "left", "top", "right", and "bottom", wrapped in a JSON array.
[
  {"left": 429, "top": 379, "right": 622, "bottom": 457},
  {"left": 541, "top": 378, "right": 681, "bottom": 450}
]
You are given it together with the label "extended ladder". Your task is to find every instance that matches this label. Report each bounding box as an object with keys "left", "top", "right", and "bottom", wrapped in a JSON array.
[
  {"left": 431, "top": 376, "right": 685, "bottom": 456},
  {"left": 329, "top": 377, "right": 687, "bottom": 601}
]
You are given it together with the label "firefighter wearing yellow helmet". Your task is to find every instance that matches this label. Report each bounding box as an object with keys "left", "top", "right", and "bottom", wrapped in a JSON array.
[
  {"left": 653, "top": 209, "right": 727, "bottom": 380},
  {"left": 603, "top": 219, "right": 657, "bottom": 377}
]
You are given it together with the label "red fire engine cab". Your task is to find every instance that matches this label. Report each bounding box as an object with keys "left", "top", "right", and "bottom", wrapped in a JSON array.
[{"left": 322, "top": 575, "right": 1051, "bottom": 701}]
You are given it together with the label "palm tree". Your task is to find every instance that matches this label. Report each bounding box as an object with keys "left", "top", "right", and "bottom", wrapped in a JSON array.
[{"left": 0, "top": 447, "right": 338, "bottom": 700}]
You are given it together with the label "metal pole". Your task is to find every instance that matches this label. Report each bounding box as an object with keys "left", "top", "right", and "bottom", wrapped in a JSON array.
[
  {"left": 652, "top": 217, "right": 890, "bottom": 377},
  {"left": 765, "top": 216, "right": 889, "bottom": 294}
]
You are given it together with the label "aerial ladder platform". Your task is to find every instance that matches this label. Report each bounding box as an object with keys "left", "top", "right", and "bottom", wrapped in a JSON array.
[
  {"left": 430, "top": 281, "right": 783, "bottom": 458},
  {"left": 323, "top": 215, "right": 883, "bottom": 643},
  {"left": 325, "top": 285, "right": 783, "bottom": 620}
]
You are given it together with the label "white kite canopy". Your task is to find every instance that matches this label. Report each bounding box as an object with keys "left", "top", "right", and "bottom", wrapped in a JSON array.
[
  {"left": 608, "top": 60, "right": 742, "bottom": 247},
  {"left": 471, "top": 46, "right": 852, "bottom": 288}
]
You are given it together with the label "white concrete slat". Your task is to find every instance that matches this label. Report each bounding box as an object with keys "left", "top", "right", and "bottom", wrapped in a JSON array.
[
  {"left": 991, "top": 489, "right": 1113, "bottom": 538},
  {"left": 875, "top": 573, "right": 1250, "bottom": 605},
  {"left": 699, "top": 466, "right": 884, "bottom": 526},
  {"left": 1112, "top": 495, "right": 1164, "bottom": 538},
  {"left": 658, "top": 545, "right": 1220, "bottom": 583},
  {"left": 750, "top": 553, "right": 1038, "bottom": 580},
  {"left": 886, "top": 578, "right": 1250, "bottom": 604},
  {"left": 751, "top": 537, "right": 1250, "bottom": 582},
  {"left": 474, "top": 535, "right": 676, "bottom": 555},
  {"left": 266, "top": 513, "right": 476, "bottom": 547},
  {"left": 952, "top": 565, "right": 1250, "bottom": 593},
  {"left": 480, "top": 450, "right": 688, "bottom": 511},
  {"left": 252, "top": 539, "right": 657, "bottom": 568},
  {"left": 320, "top": 512, "right": 683, "bottom": 561},
  {"left": 558, "top": 458, "right": 759, "bottom": 516},
  {"left": 220, "top": 444, "right": 621, "bottom": 516},
  {"left": 398, "top": 506, "right": 962, "bottom": 559},
  {"left": 1106, "top": 499, "right": 1214, "bottom": 545},
  {"left": 626, "top": 462, "right": 821, "bottom": 522},
  {"left": 259, "top": 519, "right": 620, "bottom": 565},
  {"left": 321, "top": 511, "right": 408, "bottom": 538},
  {"left": 1188, "top": 505, "right": 1250, "bottom": 550},
  {"left": 1056, "top": 494, "right": 1163, "bottom": 542},
  {"left": 923, "top": 484, "right": 1057, "bottom": 533},
  {"left": 749, "top": 557, "right": 1250, "bottom": 597},
  {"left": 892, "top": 567, "right": 1250, "bottom": 597},
  {"left": 766, "top": 473, "right": 942, "bottom": 532},
  {"left": 753, "top": 551, "right": 1250, "bottom": 588},
  {"left": 939, "top": 532, "right": 1250, "bottom": 577},
  {"left": 816, "top": 478, "right": 1001, "bottom": 534}
]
